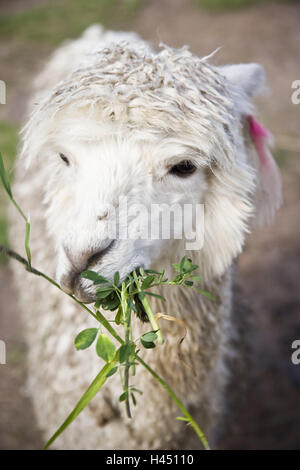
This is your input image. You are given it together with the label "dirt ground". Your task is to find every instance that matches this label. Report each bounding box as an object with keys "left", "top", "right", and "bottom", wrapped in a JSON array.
[{"left": 0, "top": 0, "right": 299, "bottom": 449}]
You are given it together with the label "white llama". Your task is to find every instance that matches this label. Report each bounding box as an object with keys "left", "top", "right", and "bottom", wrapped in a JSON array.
[{"left": 9, "top": 25, "right": 282, "bottom": 449}]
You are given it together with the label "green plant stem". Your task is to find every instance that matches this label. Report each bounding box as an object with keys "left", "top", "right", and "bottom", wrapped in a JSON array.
[
  {"left": 129, "top": 324, "right": 135, "bottom": 376},
  {"left": 11, "top": 197, "right": 27, "bottom": 222},
  {"left": 43, "top": 360, "right": 117, "bottom": 450},
  {"left": 121, "top": 282, "right": 132, "bottom": 418},
  {"left": 136, "top": 355, "right": 210, "bottom": 450},
  {"left": 0, "top": 245, "right": 123, "bottom": 345},
  {"left": 132, "top": 270, "right": 164, "bottom": 345}
]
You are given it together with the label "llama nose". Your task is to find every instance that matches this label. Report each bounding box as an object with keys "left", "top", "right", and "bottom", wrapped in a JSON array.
[
  {"left": 97, "top": 204, "right": 112, "bottom": 221},
  {"left": 74, "top": 239, "right": 116, "bottom": 271}
]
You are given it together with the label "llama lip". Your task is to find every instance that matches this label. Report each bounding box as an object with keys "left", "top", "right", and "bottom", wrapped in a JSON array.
[
  {"left": 72, "top": 271, "right": 100, "bottom": 303},
  {"left": 73, "top": 281, "right": 96, "bottom": 303},
  {"left": 60, "top": 268, "right": 95, "bottom": 302}
]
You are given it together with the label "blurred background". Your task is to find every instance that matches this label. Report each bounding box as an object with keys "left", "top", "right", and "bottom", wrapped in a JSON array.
[{"left": 0, "top": 0, "right": 299, "bottom": 449}]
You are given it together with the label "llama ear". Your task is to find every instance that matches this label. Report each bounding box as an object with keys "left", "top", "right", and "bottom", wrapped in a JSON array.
[
  {"left": 220, "top": 63, "right": 282, "bottom": 226},
  {"left": 219, "top": 63, "right": 265, "bottom": 99}
]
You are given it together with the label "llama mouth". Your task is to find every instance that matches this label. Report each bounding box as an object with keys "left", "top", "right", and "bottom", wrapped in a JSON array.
[
  {"left": 73, "top": 280, "right": 97, "bottom": 304},
  {"left": 60, "top": 270, "right": 96, "bottom": 303},
  {"left": 73, "top": 284, "right": 148, "bottom": 322}
]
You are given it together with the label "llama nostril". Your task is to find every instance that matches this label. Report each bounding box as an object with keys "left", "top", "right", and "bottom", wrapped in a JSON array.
[
  {"left": 98, "top": 210, "right": 109, "bottom": 221},
  {"left": 86, "top": 239, "right": 116, "bottom": 269}
]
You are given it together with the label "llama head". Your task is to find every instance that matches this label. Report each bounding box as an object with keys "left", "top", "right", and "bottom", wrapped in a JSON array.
[{"left": 20, "top": 43, "right": 282, "bottom": 302}]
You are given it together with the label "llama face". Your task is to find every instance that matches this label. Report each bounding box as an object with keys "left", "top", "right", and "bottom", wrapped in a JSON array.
[
  {"left": 21, "top": 43, "right": 280, "bottom": 294},
  {"left": 41, "top": 118, "right": 209, "bottom": 302}
]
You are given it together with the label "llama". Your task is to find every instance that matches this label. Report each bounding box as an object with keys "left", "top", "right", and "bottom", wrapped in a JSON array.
[{"left": 9, "top": 25, "right": 282, "bottom": 449}]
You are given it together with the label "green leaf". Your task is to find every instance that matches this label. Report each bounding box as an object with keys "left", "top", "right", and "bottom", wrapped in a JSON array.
[
  {"left": 131, "top": 392, "right": 137, "bottom": 406},
  {"left": 25, "top": 220, "right": 31, "bottom": 267},
  {"left": 196, "top": 289, "right": 216, "bottom": 301},
  {"left": 184, "top": 257, "right": 192, "bottom": 269},
  {"left": 190, "top": 275, "right": 202, "bottom": 282},
  {"left": 141, "top": 338, "right": 155, "bottom": 349},
  {"left": 171, "top": 274, "right": 183, "bottom": 285},
  {"left": 119, "top": 344, "right": 131, "bottom": 363},
  {"left": 114, "top": 271, "right": 120, "bottom": 286},
  {"left": 139, "top": 267, "right": 145, "bottom": 276},
  {"left": 94, "top": 278, "right": 110, "bottom": 285},
  {"left": 138, "top": 291, "right": 146, "bottom": 301},
  {"left": 180, "top": 257, "right": 199, "bottom": 274},
  {"left": 144, "top": 269, "right": 160, "bottom": 274},
  {"left": 0, "top": 152, "right": 12, "bottom": 198},
  {"left": 114, "top": 306, "right": 122, "bottom": 325},
  {"left": 96, "top": 334, "right": 116, "bottom": 362},
  {"left": 102, "top": 293, "right": 120, "bottom": 310},
  {"left": 127, "top": 298, "right": 137, "bottom": 313},
  {"left": 172, "top": 262, "right": 181, "bottom": 273},
  {"left": 125, "top": 273, "right": 135, "bottom": 286},
  {"left": 119, "top": 391, "right": 128, "bottom": 402},
  {"left": 184, "top": 264, "right": 198, "bottom": 274},
  {"left": 131, "top": 387, "right": 143, "bottom": 395},
  {"left": 141, "top": 331, "right": 158, "bottom": 343},
  {"left": 81, "top": 271, "right": 109, "bottom": 283},
  {"left": 74, "top": 328, "right": 98, "bottom": 350},
  {"left": 96, "top": 288, "right": 113, "bottom": 299},
  {"left": 141, "top": 275, "right": 155, "bottom": 290},
  {"left": 106, "top": 366, "right": 118, "bottom": 378},
  {"left": 96, "top": 285, "right": 113, "bottom": 292},
  {"left": 184, "top": 280, "right": 193, "bottom": 286},
  {"left": 179, "top": 256, "right": 186, "bottom": 272},
  {"left": 43, "top": 361, "right": 116, "bottom": 449},
  {"left": 144, "top": 291, "right": 166, "bottom": 302}
]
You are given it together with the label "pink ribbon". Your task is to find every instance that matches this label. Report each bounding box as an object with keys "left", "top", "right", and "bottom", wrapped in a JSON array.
[{"left": 247, "top": 115, "right": 282, "bottom": 225}]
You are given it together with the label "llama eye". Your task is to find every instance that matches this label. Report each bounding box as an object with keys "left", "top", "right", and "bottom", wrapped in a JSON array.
[
  {"left": 169, "top": 160, "right": 197, "bottom": 177},
  {"left": 59, "top": 153, "right": 70, "bottom": 166}
]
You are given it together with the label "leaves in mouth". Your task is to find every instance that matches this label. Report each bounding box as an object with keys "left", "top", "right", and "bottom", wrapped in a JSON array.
[
  {"left": 132, "top": 293, "right": 149, "bottom": 323},
  {"left": 81, "top": 270, "right": 109, "bottom": 283}
]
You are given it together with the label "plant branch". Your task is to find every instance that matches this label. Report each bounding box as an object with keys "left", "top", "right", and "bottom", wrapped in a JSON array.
[
  {"left": 136, "top": 355, "right": 210, "bottom": 450},
  {"left": 43, "top": 360, "right": 117, "bottom": 450},
  {"left": 121, "top": 282, "right": 132, "bottom": 418},
  {"left": 1, "top": 244, "right": 208, "bottom": 449},
  {"left": 132, "top": 270, "right": 164, "bottom": 344},
  {"left": 0, "top": 244, "right": 123, "bottom": 344}
]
